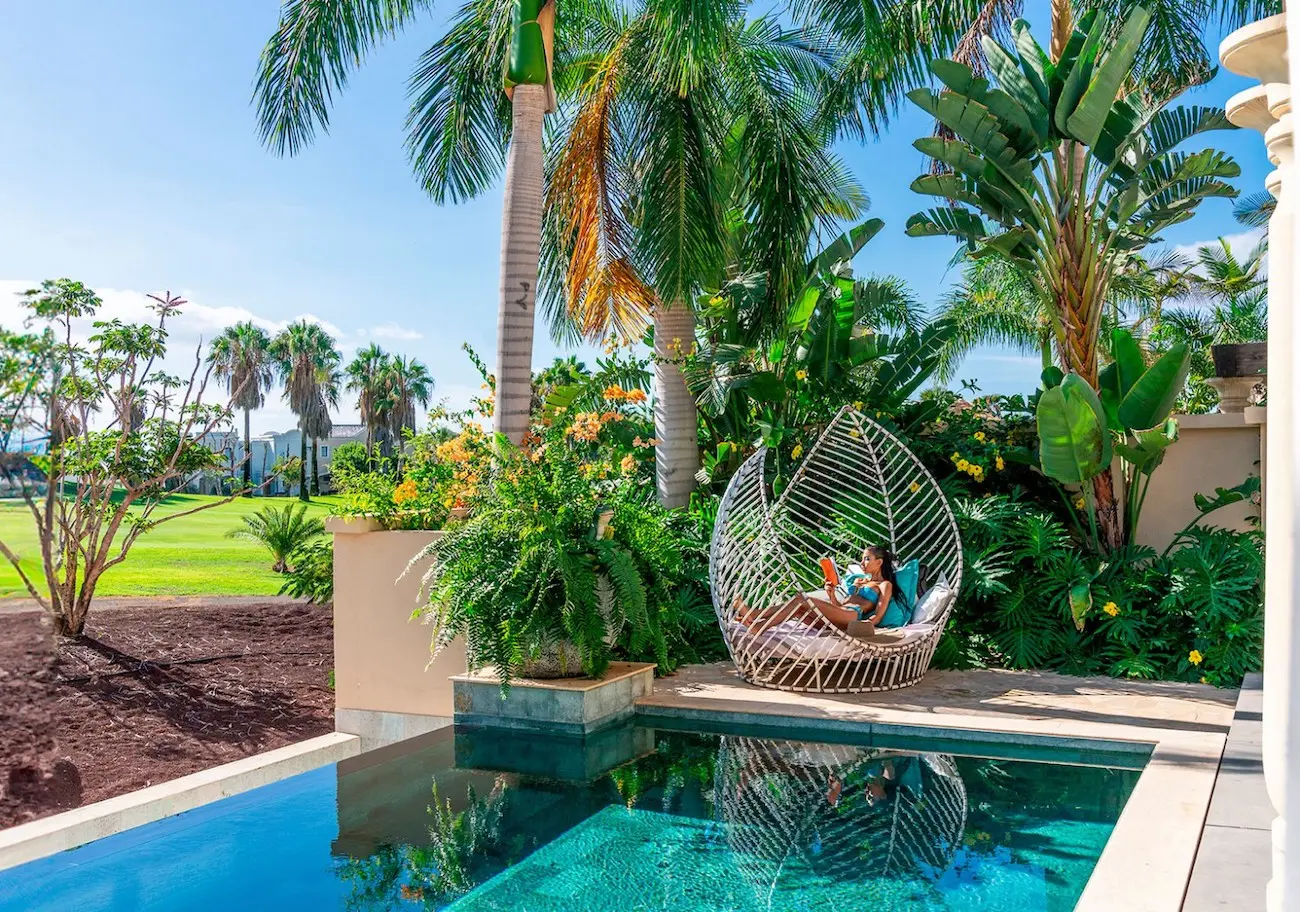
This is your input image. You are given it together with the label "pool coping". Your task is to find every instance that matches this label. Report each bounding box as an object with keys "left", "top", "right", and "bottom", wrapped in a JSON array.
[
  {"left": 0, "top": 731, "right": 360, "bottom": 872},
  {"left": 637, "top": 664, "right": 1233, "bottom": 912}
]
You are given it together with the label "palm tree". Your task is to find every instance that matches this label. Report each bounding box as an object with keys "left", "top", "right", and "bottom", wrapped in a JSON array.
[
  {"left": 306, "top": 367, "right": 341, "bottom": 496},
  {"left": 208, "top": 323, "right": 275, "bottom": 496},
  {"left": 227, "top": 503, "right": 325, "bottom": 573},
  {"left": 903, "top": 8, "right": 1240, "bottom": 548},
  {"left": 384, "top": 355, "right": 435, "bottom": 458},
  {"left": 254, "top": 0, "right": 555, "bottom": 447},
  {"left": 541, "top": 7, "right": 869, "bottom": 506},
  {"left": 346, "top": 344, "right": 392, "bottom": 461},
  {"left": 271, "top": 321, "right": 340, "bottom": 502}
]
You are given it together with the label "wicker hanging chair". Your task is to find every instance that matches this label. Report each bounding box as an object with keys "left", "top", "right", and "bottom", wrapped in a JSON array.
[
  {"left": 710, "top": 406, "right": 963, "bottom": 693},
  {"left": 716, "top": 736, "right": 968, "bottom": 903}
]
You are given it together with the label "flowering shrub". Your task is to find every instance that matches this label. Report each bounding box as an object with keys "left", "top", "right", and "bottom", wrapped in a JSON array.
[{"left": 938, "top": 491, "right": 1262, "bottom": 686}]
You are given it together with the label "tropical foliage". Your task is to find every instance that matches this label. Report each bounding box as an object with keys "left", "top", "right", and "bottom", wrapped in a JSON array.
[
  {"left": 939, "top": 488, "right": 1262, "bottom": 686},
  {"left": 905, "top": 6, "right": 1240, "bottom": 547},
  {"left": 271, "top": 321, "right": 341, "bottom": 500},
  {"left": 208, "top": 322, "right": 275, "bottom": 495},
  {"left": 227, "top": 502, "right": 326, "bottom": 573}
]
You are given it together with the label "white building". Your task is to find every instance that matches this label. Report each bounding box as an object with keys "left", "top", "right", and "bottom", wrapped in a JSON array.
[{"left": 187, "top": 424, "right": 368, "bottom": 495}]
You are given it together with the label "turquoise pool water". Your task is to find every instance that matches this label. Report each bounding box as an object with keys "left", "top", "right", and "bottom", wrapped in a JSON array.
[{"left": 0, "top": 722, "right": 1142, "bottom": 911}]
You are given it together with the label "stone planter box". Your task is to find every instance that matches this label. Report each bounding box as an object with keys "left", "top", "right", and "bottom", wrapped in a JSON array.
[
  {"left": 451, "top": 662, "right": 656, "bottom": 736},
  {"left": 328, "top": 516, "right": 465, "bottom": 743}
]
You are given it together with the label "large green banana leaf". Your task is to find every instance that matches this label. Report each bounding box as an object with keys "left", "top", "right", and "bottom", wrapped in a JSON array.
[
  {"left": 1036, "top": 373, "right": 1111, "bottom": 484},
  {"left": 1117, "top": 343, "right": 1190, "bottom": 430}
]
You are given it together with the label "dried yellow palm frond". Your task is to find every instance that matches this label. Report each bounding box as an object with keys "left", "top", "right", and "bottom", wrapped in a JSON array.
[{"left": 549, "top": 37, "right": 656, "bottom": 341}]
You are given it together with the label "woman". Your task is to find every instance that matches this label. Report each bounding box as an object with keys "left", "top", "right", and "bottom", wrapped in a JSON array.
[{"left": 738, "top": 545, "right": 910, "bottom": 633}]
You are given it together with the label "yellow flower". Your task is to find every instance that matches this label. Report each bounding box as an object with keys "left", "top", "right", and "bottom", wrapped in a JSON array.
[
  {"left": 625, "top": 388, "right": 647, "bottom": 404},
  {"left": 970, "top": 465, "right": 984, "bottom": 481},
  {"left": 791, "top": 444, "right": 804, "bottom": 460},
  {"left": 1189, "top": 649, "right": 1204, "bottom": 666},
  {"left": 951, "top": 452, "right": 961, "bottom": 462},
  {"left": 1102, "top": 601, "right": 1119, "bottom": 617},
  {"left": 853, "top": 401, "right": 865, "bottom": 411},
  {"left": 795, "top": 369, "right": 808, "bottom": 381},
  {"left": 956, "top": 459, "right": 970, "bottom": 472},
  {"left": 995, "top": 455, "right": 1005, "bottom": 471},
  {"left": 909, "top": 482, "right": 921, "bottom": 493},
  {"left": 1074, "top": 495, "right": 1086, "bottom": 510},
  {"left": 603, "top": 385, "right": 627, "bottom": 401},
  {"left": 393, "top": 479, "right": 418, "bottom": 505},
  {"left": 849, "top": 429, "right": 861, "bottom": 439},
  {"left": 974, "top": 431, "right": 986, "bottom": 442}
]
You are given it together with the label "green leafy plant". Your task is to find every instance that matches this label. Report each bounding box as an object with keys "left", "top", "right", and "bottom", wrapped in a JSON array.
[
  {"left": 415, "top": 425, "right": 701, "bottom": 688},
  {"left": 280, "top": 540, "right": 334, "bottom": 604},
  {"left": 905, "top": 6, "right": 1240, "bottom": 549},
  {"left": 1034, "top": 328, "right": 1190, "bottom": 550},
  {"left": 228, "top": 502, "right": 325, "bottom": 573}
]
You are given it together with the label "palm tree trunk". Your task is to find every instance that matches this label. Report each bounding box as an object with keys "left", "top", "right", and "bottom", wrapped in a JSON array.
[
  {"left": 494, "top": 83, "right": 547, "bottom": 446},
  {"left": 242, "top": 407, "right": 253, "bottom": 496},
  {"left": 1050, "top": 0, "right": 1072, "bottom": 60},
  {"left": 299, "top": 432, "right": 309, "bottom": 502},
  {"left": 653, "top": 302, "right": 699, "bottom": 509},
  {"left": 311, "top": 438, "right": 320, "bottom": 496}
]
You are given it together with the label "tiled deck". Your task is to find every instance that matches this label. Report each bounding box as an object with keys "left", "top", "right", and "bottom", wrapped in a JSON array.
[{"left": 638, "top": 663, "right": 1243, "bottom": 912}]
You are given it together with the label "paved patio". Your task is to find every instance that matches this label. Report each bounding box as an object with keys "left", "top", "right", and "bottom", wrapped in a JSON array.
[{"left": 637, "top": 663, "right": 1249, "bottom": 912}]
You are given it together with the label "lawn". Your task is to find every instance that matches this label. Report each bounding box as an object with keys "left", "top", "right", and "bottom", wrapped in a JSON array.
[{"left": 0, "top": 494, "right": 342, "bottom": 599}]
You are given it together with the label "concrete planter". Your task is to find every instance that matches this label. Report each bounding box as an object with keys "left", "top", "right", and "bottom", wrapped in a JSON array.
[{"left": 328, "top": 517, "right": 466, "bottom": 741}]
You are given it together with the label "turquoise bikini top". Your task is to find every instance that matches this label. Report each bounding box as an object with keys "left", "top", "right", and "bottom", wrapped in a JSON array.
[{"left": 844, "top": 575, "right": 879, "bottom": 602}]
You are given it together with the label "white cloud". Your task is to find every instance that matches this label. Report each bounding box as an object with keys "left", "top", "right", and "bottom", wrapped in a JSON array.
[{"left": 1172, "top": 227, "right": 1268, "bottom": 267}]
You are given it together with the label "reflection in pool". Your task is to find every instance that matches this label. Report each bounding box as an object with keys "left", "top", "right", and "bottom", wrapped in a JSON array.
[{"left": 0, "top": 723, "right": 1143, "bottom": 912}]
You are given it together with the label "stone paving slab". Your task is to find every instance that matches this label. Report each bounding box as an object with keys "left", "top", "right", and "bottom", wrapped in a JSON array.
[{"left": 640, "top": 663, "right": 1237, "bottom": 912}]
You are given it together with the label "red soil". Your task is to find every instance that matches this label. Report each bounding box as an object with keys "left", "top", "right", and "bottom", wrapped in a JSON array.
[{"left": 0, "top": 601, "right": 333, "bottom": 830}]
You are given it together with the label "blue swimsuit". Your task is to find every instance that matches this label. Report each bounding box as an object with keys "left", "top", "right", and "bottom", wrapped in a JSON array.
[{"left": 843, "top": 576, "right": 909, "bottom": 628}]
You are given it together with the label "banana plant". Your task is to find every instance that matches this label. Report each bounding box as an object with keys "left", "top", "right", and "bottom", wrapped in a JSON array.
[
  {"left": 904, "top": 5, "right": 1239, "bottom": 550},
  {"left": 1035, "top": 328, "right": 1190, "bottom": 551}
]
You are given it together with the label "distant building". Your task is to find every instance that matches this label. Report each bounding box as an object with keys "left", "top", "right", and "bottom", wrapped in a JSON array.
[{"left": 186, "top": 424, "right": 368, "bottom": 496}]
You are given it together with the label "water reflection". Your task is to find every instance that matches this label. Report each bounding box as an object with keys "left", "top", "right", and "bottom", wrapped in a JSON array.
[{"left": 330, "top": 726, "right": 1137, "bottom": 911}]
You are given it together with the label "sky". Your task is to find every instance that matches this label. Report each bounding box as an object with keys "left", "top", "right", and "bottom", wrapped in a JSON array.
[{"left": 0, "top": 1, "right": 1273, "bottom": 435}]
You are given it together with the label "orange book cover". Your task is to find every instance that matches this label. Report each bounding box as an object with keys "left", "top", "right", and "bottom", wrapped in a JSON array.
[{"left": 819, "top": 557, "right": 839, "bottom": 587}]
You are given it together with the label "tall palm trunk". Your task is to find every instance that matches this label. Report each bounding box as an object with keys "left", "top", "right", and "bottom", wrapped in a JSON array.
[
  {"left": 299, "top": 431, "right": 309, "bottom": 502},
  {"left": 494, "top": 83, "right": 547, "bottom": 445},
  {"left": 242, "top": 407, "right": 253, "bottom": 496},
  {"left": 311, "top": 438, "right": 320, "bottom": 495},
  {"left": 654, "top": 302, "right": 699, "bottom": 508}
]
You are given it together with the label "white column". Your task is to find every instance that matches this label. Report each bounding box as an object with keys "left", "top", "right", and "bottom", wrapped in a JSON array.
[{"left": 1221, "top": 15, "right": 1295, "bottom": 911}]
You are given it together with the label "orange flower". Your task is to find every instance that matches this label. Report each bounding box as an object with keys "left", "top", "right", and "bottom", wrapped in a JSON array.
[
  {"left": 603, "top": 385, "right": 627, "bottom": 401},
  {"left": 620, "top": 454, "right": 637, "bottom": 474},
  {"left": 393, "top": 479, "right": 418, "bottom": 505},
  {"left": 625, "top": 389, "right": 647, "bottom": 404}
]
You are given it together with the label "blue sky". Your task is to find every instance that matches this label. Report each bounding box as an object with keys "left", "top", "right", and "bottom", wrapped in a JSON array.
[{"left": 0, "top": 1, "right": 1271, "bottom": 432}]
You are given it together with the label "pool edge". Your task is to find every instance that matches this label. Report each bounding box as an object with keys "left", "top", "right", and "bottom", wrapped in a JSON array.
[{"left": 0, "top": 731, "right": 361, "bottom": 872}]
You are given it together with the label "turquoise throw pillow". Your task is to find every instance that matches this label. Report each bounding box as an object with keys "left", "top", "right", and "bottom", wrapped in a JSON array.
[{"left": 894, "top": 558, "right": 920, "bottom": 609}]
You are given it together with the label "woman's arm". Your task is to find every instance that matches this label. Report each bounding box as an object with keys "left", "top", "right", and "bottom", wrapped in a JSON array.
[{"left": 867, "top": 582, "right": 893, "bottom": 625}]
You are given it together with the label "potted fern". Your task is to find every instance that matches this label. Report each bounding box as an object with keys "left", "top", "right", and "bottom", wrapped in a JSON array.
[{"left": 413, "top": 428, "right": 679, "bottom": 688}]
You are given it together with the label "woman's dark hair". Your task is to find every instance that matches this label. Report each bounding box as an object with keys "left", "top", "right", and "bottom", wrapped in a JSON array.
[{"left": 866, "top": 546, "right": 898, "bottom": 591}]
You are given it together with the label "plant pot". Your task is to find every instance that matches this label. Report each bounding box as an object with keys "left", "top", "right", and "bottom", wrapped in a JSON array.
[
  {"left": 1211, "top": 342, "right": 1267, "bottom": 378},
  {"left": 519, "top": 641, "right": 587, "bottom": 679}
]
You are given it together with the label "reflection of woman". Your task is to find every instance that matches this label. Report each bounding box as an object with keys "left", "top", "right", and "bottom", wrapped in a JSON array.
[{"left": 739, "top": 545, "right": 908, "bottom": 633}]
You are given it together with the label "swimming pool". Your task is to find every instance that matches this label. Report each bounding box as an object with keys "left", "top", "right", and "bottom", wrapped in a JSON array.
[{"left": 0, "top": 720, "right": 1143, "bottom": 911}]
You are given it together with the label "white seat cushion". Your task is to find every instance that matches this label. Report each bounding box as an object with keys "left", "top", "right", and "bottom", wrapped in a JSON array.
[{"left": 911, "top": 581, "right": 953, "bottom": 626}]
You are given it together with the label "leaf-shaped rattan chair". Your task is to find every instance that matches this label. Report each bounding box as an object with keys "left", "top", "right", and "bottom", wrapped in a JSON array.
[
  {"left": 715, "top": 736, "right": 967, "bottom": 902},
  {"left": 710, "top": 407, "right": 963, "bottom": 693}
]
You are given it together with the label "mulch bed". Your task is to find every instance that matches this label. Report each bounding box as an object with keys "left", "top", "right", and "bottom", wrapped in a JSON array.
[{"left": 0, "top": 601, "right": 333, "bottom": 830}]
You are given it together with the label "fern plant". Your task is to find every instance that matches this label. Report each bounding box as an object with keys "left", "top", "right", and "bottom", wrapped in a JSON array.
[
  {"left": 227, "top": 502, "right": 325, "bottom": 572},
  {"left": 415, "top": 430, "right": 692, "bottom": 688}
]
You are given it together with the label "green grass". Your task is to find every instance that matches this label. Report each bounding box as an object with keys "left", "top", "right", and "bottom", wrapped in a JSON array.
[{"left": 0, "top": 493, "right": 343, "bottom": 599}]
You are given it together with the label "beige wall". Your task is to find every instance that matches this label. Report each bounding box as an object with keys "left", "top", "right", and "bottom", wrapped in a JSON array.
[
  {"left": 329, "top": 517, "right": 466, "bottom": 718},
  {"left": 1136, "top": 411, "right": 1264, "bottom": 550}
]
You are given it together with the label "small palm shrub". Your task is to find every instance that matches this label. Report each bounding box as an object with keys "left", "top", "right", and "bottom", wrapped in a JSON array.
[
  {"left": 227, "top": 502, "right": 325, "bottom": 572},
  {"left": 938, "top": 490, "right": 1262, "bottom": 686}
]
